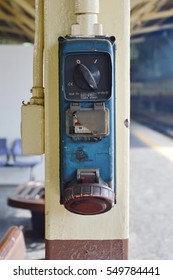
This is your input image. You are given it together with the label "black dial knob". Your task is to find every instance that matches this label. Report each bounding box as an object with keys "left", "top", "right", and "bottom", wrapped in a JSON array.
[{"left": 74, "top": 63, "right": 100, "bottom": 90}]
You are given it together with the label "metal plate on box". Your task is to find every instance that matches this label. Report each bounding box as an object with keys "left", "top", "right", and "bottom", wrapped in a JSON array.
[
  {"left": 66, "top": 106, "right": 109, "bottom": 137},
  {"left": 64, "top": 53, "right": 112, "bottom": 102}
]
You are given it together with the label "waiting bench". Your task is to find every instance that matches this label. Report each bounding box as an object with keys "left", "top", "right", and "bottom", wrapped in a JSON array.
[
  {"left": 0, "top": 138, "right": 9, "bottom": 166},
  {"left": 8, "top": 181, "right": 45, "bottom": 238},
  {"left": 0, "top": 226, "right": 26, "bottom": 260}
]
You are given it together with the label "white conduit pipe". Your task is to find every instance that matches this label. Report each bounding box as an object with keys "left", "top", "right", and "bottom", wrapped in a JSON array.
[
  {"left": 30, "top": 0, "right": 44, "bottom": 105},
  {"left": 71, "top": 0, "right": 103, "bottom": 36},
  {"left": 75, "top": 0, "right": 99, "bottom": 13}
]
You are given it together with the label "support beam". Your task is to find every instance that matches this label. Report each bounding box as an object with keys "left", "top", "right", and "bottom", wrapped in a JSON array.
[
  {"left": 0, "top": 11, "right": 34, "bottom": 41},
  {"left": 131, "top": 23, "right": 173, "bottom": 36},
  {"left": 0, "top": 26, "right": 23, "bottom": 35},
  {"left": 13, "top": 0, "right": 35, "bottom": 18},
  {"left": 44, "top": 0, "right": 130, "bottom": 260},
  {"left": 131, "top": 0, "right": 157, "bottom": 11},
  {"left": 131, "top": 0, "right": 158, "bottom": 30},
  {"left": 133, "top": 9, "right": 173, "bottom": 23},
  {"left": 0, "top": 1, "right": 35, "bottom": 31}
]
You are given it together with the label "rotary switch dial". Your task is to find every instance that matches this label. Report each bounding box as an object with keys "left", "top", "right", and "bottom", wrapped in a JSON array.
[
  {"left": 64, "top": 52, "right": 112, "bottom": 101},
  {"left": 73, "top": 63, "right": 100, "bottom": 91}
]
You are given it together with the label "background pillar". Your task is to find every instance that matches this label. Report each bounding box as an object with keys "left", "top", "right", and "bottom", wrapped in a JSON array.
[{"left": 44, "top": 0, "right": 130, "bottom": 260}]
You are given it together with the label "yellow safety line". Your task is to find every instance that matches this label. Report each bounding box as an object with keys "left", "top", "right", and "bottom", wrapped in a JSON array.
[
  {"left": 133, "top": 130, "right": 173, "bottom": 163},
  {"left": 133, "top": 131, "right": 159, "bottom": 147}
]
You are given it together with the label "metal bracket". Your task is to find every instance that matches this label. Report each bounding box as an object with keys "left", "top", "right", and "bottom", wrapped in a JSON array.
[
  {"left": 77, "top": 168, "right": 99, "bottom": 183},
  {"left": 70, "top": 103, "right": 105, "bottom": 111},
  {"left": 94, "top": 103, "right": 105, "bottom": 110},
  {"left": 70, "top": 103, "right": 81, "bottom": 111}
]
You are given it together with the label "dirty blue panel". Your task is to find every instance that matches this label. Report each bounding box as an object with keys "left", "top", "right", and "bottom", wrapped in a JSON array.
[{"left": 59, "top": 36, "right": 116, "bottom": 202}]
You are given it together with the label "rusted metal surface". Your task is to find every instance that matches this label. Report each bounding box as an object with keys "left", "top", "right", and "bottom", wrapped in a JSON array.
[
  {"left": 63, "top": 169, "right": 115, "bottom": 215},
  {"left": 46, "top": 239, "right": 128, "bottom": 260}
]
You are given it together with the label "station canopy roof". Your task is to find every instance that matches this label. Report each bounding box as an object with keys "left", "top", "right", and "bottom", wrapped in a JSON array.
[
  {"left": 131, "top": 0, "right": 173, "bottom": 39},
  {"left": 0, "top": 0, "right": 35, "bottom": 43},
  {"left": 0, "top": 0, "right": 173, "bottom": 43}
]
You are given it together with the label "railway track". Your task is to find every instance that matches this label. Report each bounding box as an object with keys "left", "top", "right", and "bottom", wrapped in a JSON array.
[{"left": 131, "top": 111, "right": 173, "bottom": 139}]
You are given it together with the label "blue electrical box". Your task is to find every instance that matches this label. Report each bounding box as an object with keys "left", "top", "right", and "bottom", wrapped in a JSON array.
[{"left": 59, "top": 36, "right": 116, "bottom": 215}]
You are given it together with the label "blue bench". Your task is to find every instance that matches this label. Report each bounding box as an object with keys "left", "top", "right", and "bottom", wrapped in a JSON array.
[
  {"left": 0, "top": 138, "right": 9, "bottom": 166},
  {"left": 0, "top": 138, "right": 42, "bottom": 180}
]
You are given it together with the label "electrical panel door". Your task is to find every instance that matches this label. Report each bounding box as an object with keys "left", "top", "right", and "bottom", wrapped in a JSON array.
[{"left": 59, "top": 36, "right": 116, "bottom": 215}]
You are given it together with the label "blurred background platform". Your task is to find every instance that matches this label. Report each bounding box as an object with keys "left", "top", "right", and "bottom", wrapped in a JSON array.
[{"left": 129, "top": 121, "right": 173, "bottom": 259}]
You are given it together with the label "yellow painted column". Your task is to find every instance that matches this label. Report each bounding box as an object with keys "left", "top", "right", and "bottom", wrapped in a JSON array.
[{"left": 44, "top": 0, "right": 130, "bottom": 259}]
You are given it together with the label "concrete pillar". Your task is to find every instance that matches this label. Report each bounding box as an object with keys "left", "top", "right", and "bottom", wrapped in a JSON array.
[{"left": 44, "top": 0, "right": 130, "bottom": 260}]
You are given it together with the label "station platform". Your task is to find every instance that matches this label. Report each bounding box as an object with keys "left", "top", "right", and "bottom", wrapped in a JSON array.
[
  {"left": 130, "top": 121, "right": 173, "bottom": 259},
  {"left": 0, "top": 121, "right": 173, "bottom": 259}
]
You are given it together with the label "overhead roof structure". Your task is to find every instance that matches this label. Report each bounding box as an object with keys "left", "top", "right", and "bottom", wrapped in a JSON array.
[
  {"left": 131, "top": 0, "right": 173, "bottom": 38},
  {"left": 0, "top": 0, "right": 173, "bottom": 43},
  {"left": 0, "top": 0, "right": 35, "bottom": 43}
]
